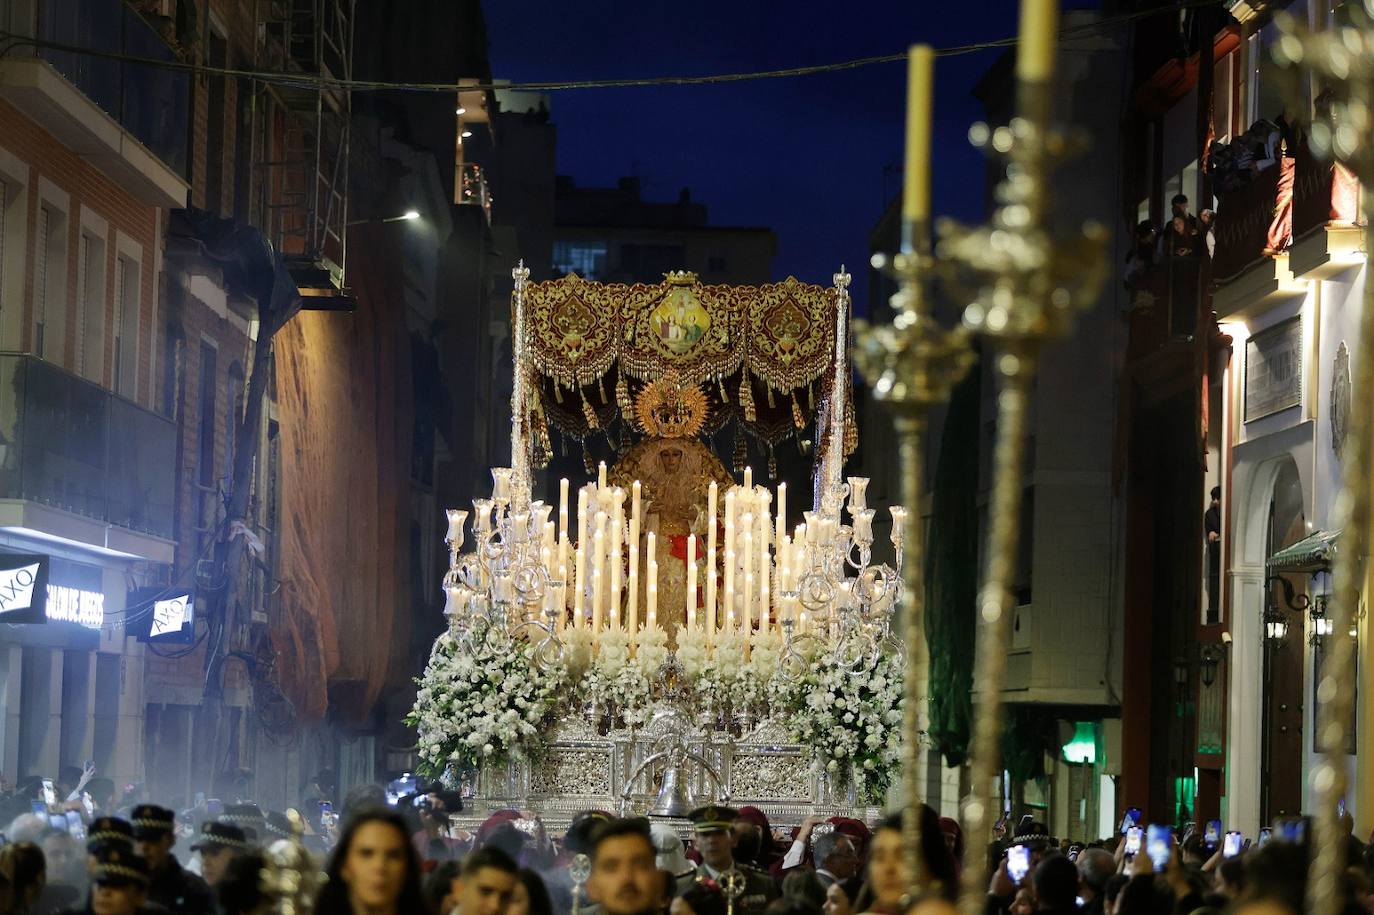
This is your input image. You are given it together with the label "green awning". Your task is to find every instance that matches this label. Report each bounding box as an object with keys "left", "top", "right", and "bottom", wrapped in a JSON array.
[{"left": 1266, "top": 528, "right": 1341, "bottom": 573}]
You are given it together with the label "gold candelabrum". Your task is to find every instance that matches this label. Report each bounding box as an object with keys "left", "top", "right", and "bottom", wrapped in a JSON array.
[
  {"left": 1273, "top": 12, "right": 1374, "bottom": 915},
  {"left": 853, "top": 45, "right": 976, "bottom": 902}
]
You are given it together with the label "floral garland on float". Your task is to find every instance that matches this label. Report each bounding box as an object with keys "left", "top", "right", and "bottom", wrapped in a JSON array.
[{"left": 408, "top": 264, "right": 908, "bottom": 805}]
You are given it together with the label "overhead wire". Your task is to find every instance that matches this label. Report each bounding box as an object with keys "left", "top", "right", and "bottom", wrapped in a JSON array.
[{"left": 0, "top": 0, "right": 1225, "bottom": 96}]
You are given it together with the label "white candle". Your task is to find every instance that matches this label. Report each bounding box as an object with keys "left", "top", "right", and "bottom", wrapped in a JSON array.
[
  {"left": 758, "top": 507, "right": 770, "bottom": 631},
  {"left": 592, "top": 521, "right": 605, "bottom": 631},
  {"left": 632, "top": 480, "right": 642, "bottom": 526},
  {"left": 741, "top": 518, "right": 753, "bottom": 632},
  {"left": 574, "top": 544, "right": 586, "bottom": 627},
  {"left": 598, "top": 461, "right": 607, "bottom": 490},
  {"left": 706, "top": 481, "right": 718, "bottom": 638},
  {"left": 576, "top": 488, "right": 589, "bottom": 549},
  {"left": 775, "top": 483, "right": 786, "bottom": 551},
  {"left": 611, "top": 494, "right": 624, "bottom": 624},
  {"left": 558, "top": 478, "right": 570, "bottom": 541},
  {"left": 686, "top": 535, "right": 697, "bottom": 631},
  {"left": 544, "top": 521, "right": 556, "bottom": 559},
  {"left": 744, "top": 465, "right": 753, "bottom": 492},
  {"left": 724, "top": 490, "right": 736, "bottom": 627},
  {"left": 557, "top": 562, "right": 568, "bottom": 630},
  {"left": 627, "top": 516, "right": 640, "bottom": 635},
  {"left": 646, "top": 532, "right": 658, "bottom": 629}
]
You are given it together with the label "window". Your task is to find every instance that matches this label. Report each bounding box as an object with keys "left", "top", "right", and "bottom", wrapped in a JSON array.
[
  {"left": 225, "top": 362, "right": 243, "bottom": 488},
  {"left": 112, "top": 255, "right": 139, "bottom": 397},
  {"left": 75, "top": 230, "right": 106, "bottom": 383},
  {"left": 552, "top": 240, "right": 608, "bottom": 280},
  {"left": 204, "top": 29, "right": 228, "bottom": 212},
  {"left": 0, "top": 162, "right": 27, "bottom": 351},
  {"left": 161, "top": 326, "right": 185, "bottom": 421},
  {"left": 34, "top": 204, "right": 68, "bottom": 363},
  {"left": 197, "top": 342, "right": 217, "bottom": 487}
]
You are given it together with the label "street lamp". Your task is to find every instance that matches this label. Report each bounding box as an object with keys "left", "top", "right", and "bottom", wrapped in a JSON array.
[{"left": 346, "top": 210, "right": 420, "bottom": 227}]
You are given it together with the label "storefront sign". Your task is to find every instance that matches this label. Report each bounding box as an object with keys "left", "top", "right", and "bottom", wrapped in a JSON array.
[
  {"left": 45, "top": 584, "right": 105, "bottom": 629},
  {"left": 0, "top": 554, "right": 49, "bottom": 624},
  {"left": 1245, "top": 317, "right": 1304, "bottom": 422}
]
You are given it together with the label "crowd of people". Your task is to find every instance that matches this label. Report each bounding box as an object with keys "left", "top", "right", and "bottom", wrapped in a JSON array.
[{"left": 2, "top": 768, "right": 1373, "bottom": 915}]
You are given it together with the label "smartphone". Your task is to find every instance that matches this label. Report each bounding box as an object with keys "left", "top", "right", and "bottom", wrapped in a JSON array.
[
  {"left": 41, "top": 778, "right": 56, "bottom": 807},
  {"left": 1204, "top": 819, "right": 1222, "bottom": 848},
  {"left": 194, "top": 792, "right": 206, "bottom": 808},
  {"left": 1223, "top": 831, "right": 1243, "bottom": 858},
  {"left": 1120, "top": 806, "right": 1142, "bottom": 835},
  {"left": 1339, "top": 798, "right": 1347, "bottom": 818},
  {"left": 319, "top": 801, "right": 335, "bottom": 828},
  {"left": 1259, "top": 827, "right": 1273, "bottom": 846},
  {"left": 81, "top": 792, "right": 94, "bottom": 817},
  {"left": 1125, "top": 826, "right": 1143, "bottom": 857},
  {"left": 1007, "top": 844, "right": 1032, "bottom": 884},
  {"left": 994, "top": 808, "right": 1010, "bottom": 834},
  {"left": 1068, "top": 844, "right": 1083, "bottom": 861},
  {"left": 64, "top": 811, "right": 85, "bottom": 840},
  {"left": 1147, "top": 824, "right": 1173, "bottom": 873}
]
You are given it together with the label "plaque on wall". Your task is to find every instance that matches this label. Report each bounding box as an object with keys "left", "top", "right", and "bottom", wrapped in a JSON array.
[
  {"left": 1245, "top": 317, "right": 1303, "bottom": 423},
  {"left": 1331, "top": 341, "right": 1351, "bottom": 459}
]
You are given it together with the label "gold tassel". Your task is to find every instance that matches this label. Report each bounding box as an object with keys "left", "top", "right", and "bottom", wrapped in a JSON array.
[
  {"left": 582, "top": 389, "right": 599, "bottom": 430},
  {"left": 766, "top": 386, "right": 776, "bottom": 409},
  {"left": 739, "top": 373, "right": 756, "bottom": 423},
  {"left": 808, "top": 384, "right": 814, "bottom": 409},
  {"left": 768, "top": 445, "right": 777, "bottom": 480},
  {"left": 599, "top": 374, "right": 609, "bottom": 403},
  {"left": 718, "top": 378, "right": 729, "bottom": 402},
  {"left": 553, "top": 382, "right": 564, "bottom": 404},
  {"left": 733, "top": 426, "right": 748, "bottom": 474},
  {"left": 791, "top": 392, "right": 805, "bottom": 429},
  {"left": 616, "top": 369, "right": 632, "bottom": 415}
]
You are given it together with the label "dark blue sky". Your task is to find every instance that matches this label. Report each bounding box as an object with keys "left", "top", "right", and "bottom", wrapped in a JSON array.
[{"left": 483, "top": 1, "right": 1020, "bottom": 309}]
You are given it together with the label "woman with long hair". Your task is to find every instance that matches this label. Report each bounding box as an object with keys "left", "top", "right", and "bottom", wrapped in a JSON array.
[
  {"left": 508, "top": 868, "right": 552, "bottom": 915},
  {"left": 851, "top": 809, "right": 957, "bottom": 914},
  {"left": 314, "top": 808, "right": 427, "bottom": 915}
]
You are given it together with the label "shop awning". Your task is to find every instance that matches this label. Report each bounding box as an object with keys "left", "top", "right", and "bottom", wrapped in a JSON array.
[{"left": 1266, "top": 528, "right": 1341, "bottom": 573}]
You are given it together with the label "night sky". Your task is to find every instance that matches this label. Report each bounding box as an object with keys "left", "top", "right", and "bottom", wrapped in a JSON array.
[{"left": 483, "top": 0, "right": 1024, "bottom": 311}]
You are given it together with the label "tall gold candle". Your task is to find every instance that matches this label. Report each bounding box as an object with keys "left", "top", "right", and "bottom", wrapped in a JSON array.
[
  {"left": 902, "top": 44, "right": 935, "bottom": 223},
  {"left": 1016, "top": 0, "right": 1058, "bottom": 81}
]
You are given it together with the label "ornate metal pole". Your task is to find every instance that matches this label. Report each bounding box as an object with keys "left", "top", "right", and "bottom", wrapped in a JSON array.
[
  {"left": 511, "top": 260, "right": 532, "bottom": 508},
  {"left": 936, "top": 2, "right": 1106, "bottom": 910},
  {"left": 1274, "top": 14, "right": 1374, "bottom": 915},
  {"left": 854, "top": 45, "right": 974, "bottom": 902}
]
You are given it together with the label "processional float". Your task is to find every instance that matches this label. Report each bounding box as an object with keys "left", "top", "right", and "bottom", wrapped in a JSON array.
[{"left": 409, "top": 1, "right": 1370, "bottom": 912}]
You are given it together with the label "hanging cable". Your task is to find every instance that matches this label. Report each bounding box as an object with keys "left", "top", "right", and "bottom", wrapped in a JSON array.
[{"left": 0, "top": 1, "right": 1225, "bottom": 96}]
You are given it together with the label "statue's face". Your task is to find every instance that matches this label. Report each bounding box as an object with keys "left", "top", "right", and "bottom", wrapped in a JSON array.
[{"left": 659, "top": 446, "right": 684, "bottom": 474}]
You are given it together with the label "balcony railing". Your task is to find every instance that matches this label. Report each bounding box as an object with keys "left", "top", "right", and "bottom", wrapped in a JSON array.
[
  {"left": 1291, "top": 141, "right": 1360, "bottom": 241},
  {"left": 26, "top": 0, "right": 189, "bottom": 177},
  {"left": 0, "top": 354, "right": 176, "bottom": 540},
  {"left": 459, "top": 162, "right": 492, "bottom": 224},
  {"left": 1212, "top": 156, "right": 1294, "bottom": 283}
]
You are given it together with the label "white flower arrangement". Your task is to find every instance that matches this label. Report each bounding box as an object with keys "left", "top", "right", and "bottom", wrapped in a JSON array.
[
  {"left": 408, "top": 618, "right": 901, "bottom": 799},
  {"left": 777, "top": 649, "right": 904, "bottom": 804},
  {"left": 406, "top": 629, "right": 565, "bottom": 775}
]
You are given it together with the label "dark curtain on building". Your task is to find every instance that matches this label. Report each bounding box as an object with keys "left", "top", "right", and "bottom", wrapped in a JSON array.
[{"left": 924, "top": 361, "right": 981, "bottom": 767}]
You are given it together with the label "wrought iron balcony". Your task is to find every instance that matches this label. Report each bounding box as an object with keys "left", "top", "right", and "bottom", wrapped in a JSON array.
[{"left": 0, "top": 354, "right": 176, "bottom": 541}]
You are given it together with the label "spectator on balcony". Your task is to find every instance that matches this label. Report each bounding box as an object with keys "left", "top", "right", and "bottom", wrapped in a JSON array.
[
  {"left": 1162, "top": 195, "right": 1204, "bottom": 259},
  {"left": 1206, "top": 486, "right": 1221, "bottom": 618},
  {"left": 1124, "top": 220, "right": 1158, "bottom": 290}
]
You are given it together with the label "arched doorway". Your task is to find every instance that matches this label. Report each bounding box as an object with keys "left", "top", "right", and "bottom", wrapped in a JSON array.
[{"left": 1261, "top": 457, "right": 1306, "bottom": 822}]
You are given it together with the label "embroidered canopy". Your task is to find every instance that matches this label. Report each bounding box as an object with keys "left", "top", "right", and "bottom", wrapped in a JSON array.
[{"left": 522, "top": 272, "right": 845, "bottom": 454}]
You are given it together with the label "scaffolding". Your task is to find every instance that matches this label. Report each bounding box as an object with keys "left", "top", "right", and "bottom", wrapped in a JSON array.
[{"left": 251, "top": 0, "right": 355, "bottom": 308}]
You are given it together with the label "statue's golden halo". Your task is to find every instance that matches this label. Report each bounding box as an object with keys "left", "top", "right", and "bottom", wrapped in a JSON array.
[{"left": 632, "top": 373, "right": 709, "bottom": 439}]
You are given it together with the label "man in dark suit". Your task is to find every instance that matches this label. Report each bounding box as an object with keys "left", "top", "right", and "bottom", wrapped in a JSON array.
[
  {"left": 811, "top": 831, "right": 862, "bottom": 904},
  {"left": 131, "top": 805, "right": 215, "bottom": 915},
  {"left": 676, "top": 806, "right": 778, "bottom": 915}
]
